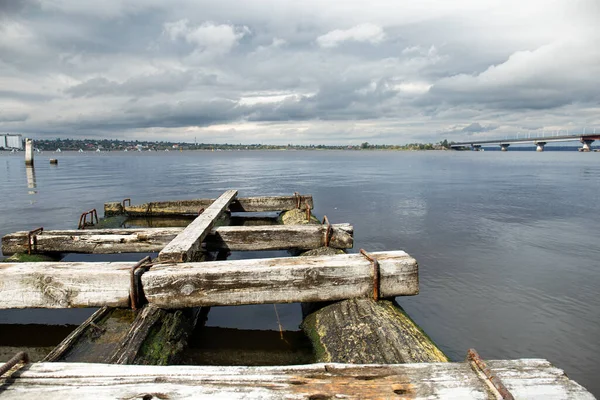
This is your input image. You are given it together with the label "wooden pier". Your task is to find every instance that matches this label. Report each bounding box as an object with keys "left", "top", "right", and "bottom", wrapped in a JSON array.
[{"left": 0, "top": 191, "right": 594, "bottom": 398}]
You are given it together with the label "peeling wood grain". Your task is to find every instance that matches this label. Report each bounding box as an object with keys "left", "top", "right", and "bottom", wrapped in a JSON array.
[
  {"left": 2, "top": 224, "right": 353, "bottom": 255},
  {"left": 0, "top": 262, "right": 133, "bottom": 309},
  {"left": 0, "top": 360, "right": 593, "bottom": 399},
  {"left": 158, "top": 190, "right": 237, "bottom": 263},
  {"left": 0, "top": 252, "right": 414, "bottom": 309},
  {"left": 105, "top": 195, "right": 314, "bottom": 217},
  {"left": 143, "top": 251, "right": 418, "bottom": 308}
]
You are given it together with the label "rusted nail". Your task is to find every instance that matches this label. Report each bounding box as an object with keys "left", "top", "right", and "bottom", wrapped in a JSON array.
[
  {"left": 360, "top": 249, "right": 380, "bottom": 301},
  {"left": 27, "top": 227, "right": 43, "bottom": 255},
  {"left": 198, "top": 207, "right": 205, "bottom": 216},
  {"left": 467, "top": 348, "right": 515, "bottom": 400},
  {"left": 322, "top": 216, "right": 332, "bottom": 247},
  {"left": 0, "top": 351, "right": 29, "bottom": 377},
  {"left": 305, "top": 200, "right": 312, "bottom": 221},
  {"left": 130, "top": 256, "right": 152, "bottom": 310}
]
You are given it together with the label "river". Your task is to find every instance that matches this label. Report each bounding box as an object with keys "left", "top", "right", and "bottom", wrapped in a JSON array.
[{"left": 1, "top": 150, "right": 599, "bottom": 394}]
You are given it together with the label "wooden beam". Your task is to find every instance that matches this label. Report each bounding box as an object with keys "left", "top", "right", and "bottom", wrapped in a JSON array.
[
  {"left": 2, "top": 224, "right": 353, "bottom": 255},
  {"left": 158, "top": 190, "right": 238, "bottom": 262},
  {"left": 143, "top": 251, "right": 418, "bottom": 308},
  {"left": 301, "top": 298, "right": 448, "bottom": 364},
  {"left": 0, "top": 262, "right": 132, "bottom": 309},
  {"left": 0, "top": 360, "right": 593, "bottom": 399},
  {"left": 0, "top": 251, "right": 416, "bottom": 309},
  {"left": 105, "top": 195, "right": 314, "bottom": 216}
]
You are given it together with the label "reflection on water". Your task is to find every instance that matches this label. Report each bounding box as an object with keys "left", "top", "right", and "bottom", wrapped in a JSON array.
[
  {"left": 25, "top": 166, "right": 36, "bottom": 195},
  {"left": 0, "top": 151, "right": 599, "bottom": 395}
]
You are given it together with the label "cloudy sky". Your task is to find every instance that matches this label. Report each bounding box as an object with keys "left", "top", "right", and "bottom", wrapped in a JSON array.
[{"left": 1, "top": 0, "right": 599, "bottom": 144}]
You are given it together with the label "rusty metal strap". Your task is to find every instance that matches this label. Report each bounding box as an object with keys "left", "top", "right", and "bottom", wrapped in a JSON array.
[
  {"left": 467, "top": 348, "right": 515, "bottom": 400},
  {"left": 360, "top": 249, "right": 380, "bottom": 301},
  {"left": 130, "top": 256, "right": 152, "bottom": 310},
  {"left": 305, "top": 200, "right": 312, "bottom": 222},
  {"left": 0, "top": 351, "right": 28, "bottom": 377},
  {"left": 294, "top": 192, "right": 301, "bottom": 209},
  {"left": 78, "top": 209, "right": 98, "bottom": 230},
  {"left": 322, "top": 216, "right": 333, "bottom": 247},
  {"left": 27, "top": 227, "right": 43, "bottom": 255},
  {"left": 122, "top": 198, "right": 131, "bottom": 208}
]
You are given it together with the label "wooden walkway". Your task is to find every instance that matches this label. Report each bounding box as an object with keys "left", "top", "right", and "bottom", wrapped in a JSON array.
[{"left": 0, "top": 359, "right": 594, "bottom": 399}]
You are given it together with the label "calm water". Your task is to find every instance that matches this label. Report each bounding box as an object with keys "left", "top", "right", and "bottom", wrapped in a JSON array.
[{"left": 1, "top": 150, "right": 599, "bottom": 394}]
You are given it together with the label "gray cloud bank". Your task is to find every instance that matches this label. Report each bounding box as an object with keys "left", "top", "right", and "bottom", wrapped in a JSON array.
[{"left": 1, "top": 0, "right": 599, "bottom": 144}]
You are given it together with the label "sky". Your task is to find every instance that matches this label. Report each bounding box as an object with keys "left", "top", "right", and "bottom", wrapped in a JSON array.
[{"left": 1, "top": 0, "right": 599, "bottom": 145}]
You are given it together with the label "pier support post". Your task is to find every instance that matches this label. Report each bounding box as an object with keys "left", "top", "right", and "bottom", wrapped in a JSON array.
[
  {"left": 535, "top": 142, "right": 546, "bottom": 152},
  {"left": 500, "top": 144, "right": 510, "bottom": 152},
  {"left": 24, "top": 138, "right": 34, "bottom": 166},
  {"left": 580, "top": 139, "right": 594, "bottom": 152}
]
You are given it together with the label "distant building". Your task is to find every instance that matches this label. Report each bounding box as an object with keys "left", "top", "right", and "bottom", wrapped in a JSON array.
[{"left": 0, "top": 134, "right": 24, "bottom": 149}]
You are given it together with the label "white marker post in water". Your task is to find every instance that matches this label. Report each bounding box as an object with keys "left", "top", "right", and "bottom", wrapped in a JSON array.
[{"left": 25, "top": 138, "right": 34, "bottom": 166}]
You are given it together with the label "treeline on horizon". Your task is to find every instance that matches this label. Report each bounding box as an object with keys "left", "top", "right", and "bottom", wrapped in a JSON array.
[{"left": 29, "top": 138, "right": 454, "bottom": 151}]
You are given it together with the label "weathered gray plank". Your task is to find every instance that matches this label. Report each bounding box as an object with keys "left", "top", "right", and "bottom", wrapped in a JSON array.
[
  {"left": 158, "top": 190, "right": 238, "bottom": 262},
  {"left": 0, "top": 252, "right": 416, "bottom": 309},
  {"left": 105, "top": 195, "right": 314, "bottom": 216},
  {"left": 0, "top": 360, "right": 593, "bottom": 399},
  {"left": 2, "top": 224, "right": 353, "bottom": 255},
  {"left": 143, "top": 251, "right": 418, "bottom": 308},
  {"left": 301, "top": 298, "right": 448, "bottom": 364},
  {"left": 0, "top": 262, "right": 133, "bottom": 309}
]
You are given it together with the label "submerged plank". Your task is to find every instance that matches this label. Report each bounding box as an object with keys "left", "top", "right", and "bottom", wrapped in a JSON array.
[
  {"left": 105, "top": 195, "right": 314, "bottom": 216},
  {"left": 158, "top": 190, "right": 237, "bottom": 262},
  {"left": 301, "top": 298, "right": 448, "bottom": 364},
  {"left": 2, "top": 224, "right": 353, "bottom": 255},
  {"left": 0, "top": 360, "right": 593, "bottom": 399},
  {"left": 143, "top": 251, "right": 418, "bottom": 308},
  {"left": 0, "top": 262, "right": 133, "bottom": 309}
]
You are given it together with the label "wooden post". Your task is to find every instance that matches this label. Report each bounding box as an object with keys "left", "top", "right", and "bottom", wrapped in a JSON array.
[
  {"left": 158, "top": 190, "right": 237, "bottom": 262},
  {"left": 24, "top": 138, "right": 34, "bottom": 166}
]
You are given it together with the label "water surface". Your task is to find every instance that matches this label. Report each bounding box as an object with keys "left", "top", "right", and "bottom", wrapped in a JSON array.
[{"left": 0, "top": 150, "right": 598, "bottom": 394}]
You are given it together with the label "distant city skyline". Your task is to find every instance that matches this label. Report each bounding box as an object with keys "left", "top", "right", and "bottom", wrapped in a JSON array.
[{"left": 1, "top": 0, "right": 599, "bottom": 144}]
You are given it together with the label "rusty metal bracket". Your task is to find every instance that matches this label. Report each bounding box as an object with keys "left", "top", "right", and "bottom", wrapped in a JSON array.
[
  {"left": 305, "top": 200, "right": 312, "bottom": 222},
  {"left": 78, "top": 209, "right": 99, "bottom": 230},
  {"left": 360, "top": 249, "right": 380, "bottom": 301},
  {"left": 27, "top": 227, "right": 43, "bottom": 255},
  {"left": 467, "top": 348, "right": 515, "bottom": 400},
  {"left": 130, "top": 256, "right": 152, "bottom": 310},
  {"left": 122, "top": 198, "right": 131, "bottom": 208},
  {"left": 322, "top": 216, "right": 333, "bottom": 247},
  {"left": 294, "top": 192, "right": 301, "bottom": 209},
  {"left": 0, "top": 351, "right": 29, "bottom": 377}
]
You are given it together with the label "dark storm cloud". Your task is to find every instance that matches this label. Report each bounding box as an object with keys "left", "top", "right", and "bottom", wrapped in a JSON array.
[{"left": 0, "top": 0, "right": 598, "bottom": 143}]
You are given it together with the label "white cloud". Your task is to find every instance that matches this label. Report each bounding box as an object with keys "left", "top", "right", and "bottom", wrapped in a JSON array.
[
  {"left": 316, "top": 23, "right": 385, "bottom": 48},
  {"left": 164, "top": 20, "right": 249, "bottom": 55}
]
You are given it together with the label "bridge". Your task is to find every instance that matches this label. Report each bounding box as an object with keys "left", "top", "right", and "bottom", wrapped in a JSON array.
[{"left": 450, "top": 134, "right": 600, "bottom": 152}]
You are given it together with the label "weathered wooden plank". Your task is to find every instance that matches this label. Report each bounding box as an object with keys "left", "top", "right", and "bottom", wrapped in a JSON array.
[
  {"left": 0, "top": 251, "right": 416, "bottom": 309},
  {"left": 0, "top": 262, "right": 134, "bottom": 309},
  {"left": 158, "top": 190, "right": 238, "bottom": 262},
  {"left": 2, "top": 224, "right": 353, "bottom": 255},
  {"left": 105, "top": 195, "right": 314, "bottom": 216},
  {"left": 0, "top": 360, "right": 593, "bottom": 399},
  {"left": 143, "top": 251, "right": 418, "bottom": 308},
  {"left": 301, "top": 298, "right": 448, "bottom": 364}
]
